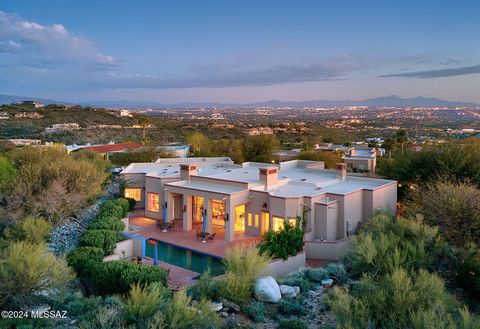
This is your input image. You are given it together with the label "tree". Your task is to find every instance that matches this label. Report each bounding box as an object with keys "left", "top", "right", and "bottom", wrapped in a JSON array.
[
  {"left": 411, "top": 181, "right": 480, "bottom": 247},
  {"left": 396, "top": 129, "right": 408, "bottom": 152},
  {"left": 185, "top": 132, "right": 212, "bottom": 156},
  {"left": 241, "top": 134, "right": 279, "bottom": 163},
  {"left": 136, "top": 115, "right": 152, "bottom": 143},
  {"left": 296, "top": 151, "right": 342, "bottom": 169},
  {"left": 0, "top": 241, "right": 75, "bottom": 309},
  {"left": 6, "top": 146, "right": 109, "bottom": 223},
  {"left": 0, "top": 156, "right": 16, "bottom": 203},
  {"left": 382, "top": 138, "right": 396, "bottom": 159}
]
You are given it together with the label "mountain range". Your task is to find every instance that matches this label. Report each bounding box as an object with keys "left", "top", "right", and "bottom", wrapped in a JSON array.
[{"left": 0, "top": 94, "right": 478, "bottom": 108}]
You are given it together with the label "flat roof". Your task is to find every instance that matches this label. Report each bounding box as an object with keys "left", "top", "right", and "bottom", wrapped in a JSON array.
[{"left": 122, "top": 158, "right": 395, "bottom": 197}]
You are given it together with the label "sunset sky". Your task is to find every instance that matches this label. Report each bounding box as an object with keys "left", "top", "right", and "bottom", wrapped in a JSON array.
[{"left": 1, "top": 0, "right": 479, "bottom": 103}]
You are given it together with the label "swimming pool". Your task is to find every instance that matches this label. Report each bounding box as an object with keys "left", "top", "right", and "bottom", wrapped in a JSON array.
[{"left": 144, "top": 239, "right": 226, "bottom": 276}]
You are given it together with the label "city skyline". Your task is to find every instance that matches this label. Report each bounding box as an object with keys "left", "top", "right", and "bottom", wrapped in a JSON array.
[{"left": 1, "top": 0, "right": 479, "bottom": 104}]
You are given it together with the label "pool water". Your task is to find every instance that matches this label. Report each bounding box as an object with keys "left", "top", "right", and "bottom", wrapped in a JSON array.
[{"left": 144, "top": 239, "right": 225, "bottom": 276}]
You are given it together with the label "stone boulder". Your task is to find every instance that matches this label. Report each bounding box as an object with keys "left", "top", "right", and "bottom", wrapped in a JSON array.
[
  {"left": 321, "top": 278, "right": 334, "bottom": 288},
  {"left": 279, "top": 285, "right": 297, "bottom": 298},
  {"left": 254, "top": 276, "right": 281, "bottom": 303}
]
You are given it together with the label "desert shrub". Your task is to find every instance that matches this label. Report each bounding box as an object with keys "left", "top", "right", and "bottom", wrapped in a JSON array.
[
  {"left": 278, "top": 319, "right": 308, "bottom": 329},
  {"left": 278, "top": 300, "right": 307, "bottom": 316},
  {"left": 79, "top": 229, "right": 123, "bottom": 255},
  {"left": 91, "top": 260, "right": 168, "bottom": 295},
  {"left": 279, "top": 272, "right": 314, "bottom": 293},
  {"left": 0, "top": 241, "right": 75, "bottom": 309},
  {"left": 329, "top": 268, "right": 477, "bottom": 329},
  {"left": 322, "top": 262, "right": 349, "bottom": 285},
  {"left": 0, "top": 216, "right": 51, "bottom": 247},
  {"left": 66, "top": 246, "right": 104, "bottom": 277},
  {"left": 220, "top": 245, "right": 270, "bottom": 306},
  {"left": 187, "top": 269, "right": 219, "bottom": 301},
  {"left": 304, "top": 268, "right": 328, "bottom": 283},
  {"left": 123, "top": 283, "right": 168, "bottom": 325},
  {"left": 457, "top": 246, "right": 480, "bottom": 300},
  {"left": 89, "top": 215, "right": 125, "bottom": 231},
  {"left": 243, "top": 301, "right": 266, "bottom": 322},
  {"left": 258, "top": 217, "right": 304, "bottom": 260},
  {"left": 77, "top": 306, "right": 124, "bottom": 329},
  {"left": 344, "top": 213, "right": 448, "bottom": 278},
  {"left": 163, "top": 289, "right": 220, "bottom": 329},
  {"left": 62, "top": 292, "right": 105, "bottom": 322}
]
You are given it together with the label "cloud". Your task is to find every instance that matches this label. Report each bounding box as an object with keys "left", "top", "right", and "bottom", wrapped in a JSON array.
[
  {"left": 0, "top": 11, "right": 115, "bottom": 67},
  {"left": 99, "top": 56, "right": 361, "bottom": 89},
  {"left": 380, "top": 64, "right": 480, "bottom": 79}
]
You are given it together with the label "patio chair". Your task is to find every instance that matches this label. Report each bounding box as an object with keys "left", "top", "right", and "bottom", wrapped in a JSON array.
[
  {"left": 206, "top": 232, "right": 216, "bottom": 243},
  {"left": 196, "top": 230, "right": 203, "bottom": 240}
]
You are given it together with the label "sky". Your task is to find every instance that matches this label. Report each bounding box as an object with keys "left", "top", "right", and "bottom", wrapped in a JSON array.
[{"left": 0, "top": 0, "right": 479, "bottom": 104}]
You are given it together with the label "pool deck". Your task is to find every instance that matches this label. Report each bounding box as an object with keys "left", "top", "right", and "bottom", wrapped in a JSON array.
[{"left": 127, "top": 211, "right": 261, "bottom": 258}]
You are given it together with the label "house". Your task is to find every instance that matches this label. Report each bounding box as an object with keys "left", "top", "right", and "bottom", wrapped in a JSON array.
[
  {"left": 0, "top": 112, "right": 8, "bottom": 120},
  {"left": 8, "top": 139, "right": 42, "bottom": 146},
  {"left": 21, "top": 100, "right": 44, "bottom": 108},
  {"left": 121, "top": 158, "right": 397, "bottom": 259},
  {"left": 156, "top": 144, "right": 190, "bottom": 158},
  {"left": 120, "top": 109, "right": 131, "bottom": 117},
  {"left": 245, "top": 127, "right": 274, "bottom": 135},
  {"left": 342, "top": 147, "right": 377, "bottom": 172},
  {"left": 44, "top": 123, "right": 80, "bottom": 133},
  {"left": 406, "top": 143, "right": 423, "bottom": 152},
  {"left": 73, "top": 142, "right": 142, "bottom": 160},
  {"left": 14, "top": 112, "right": 44, "bottom": 119}
]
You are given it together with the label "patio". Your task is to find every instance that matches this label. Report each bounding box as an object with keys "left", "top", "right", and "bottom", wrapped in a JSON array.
[{"left": 127, "top": 212, "right": 261, "bottom": 258}]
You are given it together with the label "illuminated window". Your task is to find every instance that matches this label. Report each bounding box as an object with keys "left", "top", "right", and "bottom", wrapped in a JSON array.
[
  {"left": 273, "top": 216, "right": 285, "bottom": 231},
  {"left": 288, "top": 217, "right": 297, "bottom": 226},
  {"left": 125, "top": 188, "right": 141, "bottom": 201},
  {"left": 147, "top": 193, "right": 160, "bottom": 212},
  {"left": 248, "top": 213, "right": 252, "bottom": 226},
  {"left": 254, "top": 214, "right": 259, "bottom": 228}
]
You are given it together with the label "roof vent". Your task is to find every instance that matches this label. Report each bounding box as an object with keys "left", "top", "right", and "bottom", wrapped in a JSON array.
[{"left": 300, "top": 178, "right": 307, "bottom": 182}]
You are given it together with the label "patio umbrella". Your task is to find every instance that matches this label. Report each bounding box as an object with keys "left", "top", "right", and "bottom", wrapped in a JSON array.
[
  {"left": 153, "top": 244, "right": 158, "bottom": 266},
  {"left": 162, "top": 201, "right": 167, "bottom": 229},
  {"left": 202, "top": 209, "right": 207, "bottom": 233}
]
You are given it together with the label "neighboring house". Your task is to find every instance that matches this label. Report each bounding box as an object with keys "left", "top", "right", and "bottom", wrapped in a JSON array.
[
  {"left": 406, "top": 143, "right": 423, "bottom": 152},
  {"left": 14, "top": 112, "right": 44, "bottom": 119},
  {"left": 272, "top": 148, "right": 302, "bottom": 161},
  {"left": 8, "top": 139, "right": 42, "bottom": 146},
  {"left": 0, "top": 112, "right": 9, "bottom": 120},
  {"left": 44, "top": 123, "right": 80, "bottom": 133},
  {"left": 245, "top": 127, "right": 274, "bottom": 135},
  {"left": 156, "top": 144, "right": 190, "bottom": 158},
  {"left": 120, "top": 109, "right": 131, "bottom": 117},
  {"left": 73, "top": 142, "right": 142, "bottom": 160},
  {"left": 121, "top": 158, "right": 397, "bottom": 258},
  {"left": 21, "top": 100, "right": 44, "bottom": 108},
  {"left": 342, "top": 147, "right": 377, "bottom": 172}
]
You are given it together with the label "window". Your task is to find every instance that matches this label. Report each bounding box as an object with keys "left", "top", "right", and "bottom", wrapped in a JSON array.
[
  {"left": 273, "top": 216, "right": 285, "bottom": 231},
  {"left": 147, "top": 193, "right": 160, "bottom": 212},
  {"left": 254, "top": 214, "right": 259, "bottom": 228},
  {"left": 125, "top": 188, "right": 141, "bottom": 201},
  {"left": 288, "top": 217, "right": 297, "bottom": 226},
  {"left": 248, "top": 213, "right": 252, "bottom": 226}
]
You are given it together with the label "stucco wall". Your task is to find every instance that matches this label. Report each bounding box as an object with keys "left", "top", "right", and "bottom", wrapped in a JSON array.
[
  {"left": 305, "top": 239, "right": 350, "bottom": 260},
  {"left": 267, "top": 251, "right": 306, "bottom": 278}
]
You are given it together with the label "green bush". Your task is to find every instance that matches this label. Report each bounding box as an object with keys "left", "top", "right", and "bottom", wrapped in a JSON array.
[
  {"left": 458, "top": 248, "right": 480, "bottom": 299},
  {"left": 115, "top": 198, "right": 130, "bottom": 216},
  {"left": 243, "top": 301, "right": 266, "bottom": 322},
  {"left": 91, "top": 261, "right": 168, "bottom": 295},
  {"left": 322, "top": 263, "right": 348, "bottom": 285},
  {"left": 79, "top": 229, "right": 123, "bottom": 255},
  {"left": 125, "top": 197, "right": 136, "bottom": 210},
  {"left": 66, "top": 247, "right": 104, "bottom": 277},
  {"left": 89, "top": 215, "right": 125, "bottom": 231},
  {"left": 278, "top": 300, "right": 307, "bottom": 316},
  {"left": 278, "top": 319, "right": 308, "bottom": 329},
  {"left": 258, "top": 217, "right": 305, "bottom": 260},
  {"left": 99, "top": 202, "right": 125, "bottom": 219},
  {"left": 279, "top": 272, "right": 314, "bottom": 293},
  {"left": 304, "top": 268, "right": 328, "bottom": 283},
  {"left": 187, "top": 270, "right": 219, "bottom": 301},
  {"left": 123, "top": 283, "right": 167, "bottom": 325}
]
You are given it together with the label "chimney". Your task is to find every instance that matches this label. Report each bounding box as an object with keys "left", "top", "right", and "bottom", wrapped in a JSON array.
[
  {"left": 259, "top": 167, "right": 278, "bottom": 188},
  {"left": 180, "top": 164, "right": 197, "bottom": 181},
  {"left": 336, "top": 163, "right": 347, "bottom": 181}
]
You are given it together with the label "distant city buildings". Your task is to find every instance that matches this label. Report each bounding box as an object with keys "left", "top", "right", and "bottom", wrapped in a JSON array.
[{"left": 246, "top": 127, "right": 274, "bottom": 135}]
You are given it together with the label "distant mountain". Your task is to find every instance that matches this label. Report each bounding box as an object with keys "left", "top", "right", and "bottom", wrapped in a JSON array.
[
  {"left": 0, "top": 94, "right": 73, "bottom": 106},
  {"left": 0, "top": 94, "right": 477, "bottom": 108}
]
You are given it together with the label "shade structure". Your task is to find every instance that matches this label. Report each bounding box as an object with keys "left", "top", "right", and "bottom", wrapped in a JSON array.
[
  {"left": 202, "top": 209, "right": 207, "bottom": 233},
  {"left": 153, "top": 245, "right": 158, "bottom": 266}
]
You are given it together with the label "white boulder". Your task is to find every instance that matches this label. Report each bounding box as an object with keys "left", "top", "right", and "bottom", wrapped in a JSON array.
[
  {"left": 321, "top": 278, "right": 334, "bottom": 288},
  {"left": 254, "top": 276, "right": 281, "bottom": 303}
]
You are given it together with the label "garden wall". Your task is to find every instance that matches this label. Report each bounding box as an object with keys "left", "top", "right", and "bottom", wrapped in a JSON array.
[
  {"left": 267, "top": 251, "right": 306, "bottom": 277},
  {"left": 103, "top": 238, "right": 135, "bottom": 261},
  {"left": 305, "top": 239, "right": 350, "bottom": 260}
]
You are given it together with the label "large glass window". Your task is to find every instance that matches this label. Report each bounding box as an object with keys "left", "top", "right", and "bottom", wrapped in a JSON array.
[
  {"left": 211, "top": 199, "right": 225, "bottom": 227},
  {"left": 273, "top": 216, "right": 285, "bottom": 231},
  {"left": 234, "top": 205, "right": 245, "bottom": 232},
  {"left": 254, "top": 214, "right": 259, "bottom": 228},
  {"left": 192, "top": 196, "right": 205, "bottom": 222},
  {"left": 147, "top": 193, "right": 160, "bottom": 212},
  {"left": 125, "top": 188, "right": 141, "bottom": 201}
]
